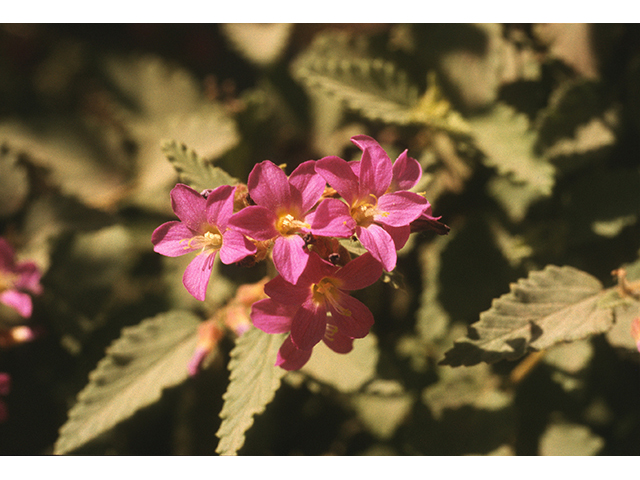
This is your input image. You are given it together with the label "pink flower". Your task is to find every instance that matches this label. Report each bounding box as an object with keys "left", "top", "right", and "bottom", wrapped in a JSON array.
[
  {"left": 315, "top": 135, "right": 428, "bottom": 272},
  {"left": 0, "top": 237, "right": 42, "bottom": 318},
  {"left": 250, "top": 251, "right": 383, "bottom": 370},
  {"left": 228, "top": 160, "right": 354, "bottom": 284},
  {"left": 152, "top": 184, "right": 256, "bottom": 301}
]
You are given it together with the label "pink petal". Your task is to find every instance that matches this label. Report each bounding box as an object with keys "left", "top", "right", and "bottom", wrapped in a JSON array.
[
  {"left": 357, "top": 224, "right": 397, "bottom": 272},
  {"left": 14, "top": 261, "right": 42, "bottom": 295},
  {"left": 375, "top": 191, "right": 427, "bottom": 227},
  {"left": 383, "top": 224, "right": 411, "bottom": 250},
  {"left": 205, "top": 185, "right": 235, "bottom": 229},
  {"left": 334, "top": 252, "right": 383, "bottom": 291},
  {"left": 0, "top": 290, "right": 33, "bottom": 317},
  {"left": 308, "top": 198, "right": 356, "bottom": 238},
  {"left": 352, "top": 135, "right": 392, "bottom": 199},
  {"left": 328, "top": 292, "right": 374, "bottom": 339},
  {"left": 272, "top": 235, "right": 309, "bottom": 285},
  {"left": 290, "top": 299, "right": 327, "bottom": 350},
  {"left": 152, "top": 221, "right": 196, "bottom": 257},
  {"left": 264, "top": 275, "right": 312, "bottom": 305},
  {"left": 315, "top": 156, "right": 360, "bottom": 205},
  {"left": 247, "top": 160, "right": 292, "bottom": 213},
  {"left": 288, "top": 160, "right": 326, "bottom": 213},
  {"left": 297, "top": 251, "right": 338, "bottom": 286},
  {"left": 276, "top": 335, "right": 313, "bottom": 370},
  {"left": 410, "top": 206, "right": 450, "bottom": 235},
  {"left": 391, "top": 150, "right": 422, "bottom": 191},
  {"left": 219, "top": 230, "right": 256, "bottom": 264},
  {"left": 322, "top": 324, "right": 354, "bottom": 354},
  {"left": 182, "top": 252, "right": 216, "bottom": 301},
  {"left": 251, "top": 298, "right": 296, "bottom": 333},
  {"left": 170, "top": 184, "right": 207, "bottom": 232},
  {"left": 227, "top": 206, "right": 279, "bottom": 241}
]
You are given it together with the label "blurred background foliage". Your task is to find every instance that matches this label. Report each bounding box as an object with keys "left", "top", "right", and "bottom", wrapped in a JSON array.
[{"left": 0, "top": 23, "right": 639, "bottom": 455}]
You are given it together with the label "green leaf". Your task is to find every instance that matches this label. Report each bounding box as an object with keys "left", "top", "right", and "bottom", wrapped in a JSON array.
[
  {"left": 469, "top": 103, "right": 556, "bottom": 221},
  {"left": 539, "top": 422, "right": 604, "bottom": 456},
  {"left": 216, "top": 327, "right": 287, "bottom": 456},
  {"left": 54, "top": 310, "right": 200, "bottom": 454},
  {"left": 161, "top": 140, "right": 238, "bottom": 193},
  {"left": 220, "top": 24, "right": 293, "bottom": 67},
  {"left": 292, "top": 32, "right": 468, "bottom": 133},
  {"left": 440, "top": 265, "right": 614, "bottom": 367},
  {"left": 300, "top": 332, "right": 379, "bottom": 393}
]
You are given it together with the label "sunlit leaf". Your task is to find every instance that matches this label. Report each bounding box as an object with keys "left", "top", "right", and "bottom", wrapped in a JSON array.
[
  {"left": 220, "top": 24, "right": 293, "bottom": 67},
  {"left": 300, "top": 332, "right": 379, "bottom": 393},
  {"left": 0, "top": 117, "right": 131, "bottom": 211},
  {"left": 469, "top": 103, "right": 556, "bottom": 221},
  {"left": 54, "top": 310, "right": 200, "bottom": 454},
  {"left": 102, "top": 54, "right": 239, "bottom": 213},
  {"left": 161, "top": 140, "right": 238, "bottom": 193},
  {"left": 292, "top": 32, "right": 468, "bottom": 133},
  {"left": 539, "top": 422, "right": 604, "bottom": 456},
  {"left": 215, "top": 327, "right": 286, "bottom": 456},
  {"left": 440, "top": 265, "right": 614, "bottom": 367},
  {"left": 352, "top": 380, "right": 414, "bottom": 439},
  {"left": 422, "top": 363, "right": 513, "bottom": 420}
]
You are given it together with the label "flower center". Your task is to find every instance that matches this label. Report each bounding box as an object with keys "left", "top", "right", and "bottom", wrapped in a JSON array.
[
  {"left": 312, "top": 277, "right": 351, "bottom": 316},
  {"left": 184, "top": 228, "right": 223, "bottom": 254},
  {"left": 350, "top": 195, "right": 379, "bottom": 227},
  {"left": 276, "top": 213, "right": 309, "bottom": 236}
]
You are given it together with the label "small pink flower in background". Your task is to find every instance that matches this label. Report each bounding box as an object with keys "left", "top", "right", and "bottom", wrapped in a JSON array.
[
  {"left": 315, "top": 135, "right": 428, "bottom": 272},
  {"left": 0, "top": 237, "right": 42, "bottom": 318},
  {"left": 152, "top": 184, "right": 256, "bottom": 301},
  {"left": 229, "top": 160, "right": 354, "bottom": 284},
  {"left": 632, "top": 318, "right": 640, "bottom": 353},
  {"left": 251, "top": 251, "right": 383, "bottom": 370}
]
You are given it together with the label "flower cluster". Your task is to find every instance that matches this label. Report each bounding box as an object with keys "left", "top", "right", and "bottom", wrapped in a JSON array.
[
  {"left": 153, "top": 135, "right": 448, "bottom": 369},
  {"left": 0, "top": 237, "right": 42, "bottom": 318}
]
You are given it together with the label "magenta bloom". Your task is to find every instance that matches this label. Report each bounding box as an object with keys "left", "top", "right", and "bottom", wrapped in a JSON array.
[
  {"left": 0, "top": 238, "right": 42, "bottom": 318},
  {"left": 152, "top": 184, "right": 256, "bottom": 301},
  {"left": 251, "top": 251, "right": 383, "bottom": 370},
  {"left": 228, "top": 160, "right": 354, "bottom": 284},
  {"left": 315, "top": 135, "right": 428, "bottom": 272}
]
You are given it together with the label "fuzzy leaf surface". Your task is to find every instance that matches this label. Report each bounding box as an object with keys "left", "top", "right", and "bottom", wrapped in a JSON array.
[
  {"left": 162, "top": 140, "right": 238, "bottom": 193},
  {"left": 440, "top": 265, "right": 614, "bottom": 367},
  {"left": 216, "top": 327, "right": 287, "bottom": 455},
  {"left": 54, "top": 310, "right": 200, "bottom": 454}
]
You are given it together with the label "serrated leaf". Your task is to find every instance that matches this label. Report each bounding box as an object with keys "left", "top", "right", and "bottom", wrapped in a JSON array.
[
  {"left": 161, "top": 140, "right": 238, "bottom": 193},
  {"left": 54, "top": 310, "right": 200, "bottom": 454},
  {"left": 292, "top": 32, "right": 467, "bottom": 133},
  {"left": 440, "top": 265, "right": 614, "bottom": 367},
  {"left": 216, "top": 327, "right": 286, "bottom": 456},
  {"left": 469, "top": 103, "right": 556, "bottom": 220}
]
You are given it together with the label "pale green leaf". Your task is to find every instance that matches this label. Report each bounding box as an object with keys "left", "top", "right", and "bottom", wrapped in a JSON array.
[
  {"left": 353, "top": 380, "right": 415, "bottom": 440},
  {"left": 539, "top": 422, "right": 604, "bottom": 456},
  {"left": 216, "top": 327, "right": 287, "bottom": 456},
  {"left": 220, "top": 24, "right": 293, "bottom": 67},
  {"left": 300, "top": 332, "right": 379, "bottom": 393},
  {"left": 292, "top": 32, "right": 467, "bottom": 133},
  {"left": 54, "top": 310, "right": 200, "bottom": 454},
  {"left": 161, "top": 140, "right": 238, "bottom": 194},
  {"left": 469, "top": 103, "right": 556, "bottom": 221},
  {"left": 440, "top": 265, "right": 614, "bottom": 367}
]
